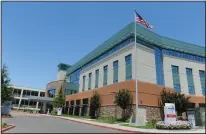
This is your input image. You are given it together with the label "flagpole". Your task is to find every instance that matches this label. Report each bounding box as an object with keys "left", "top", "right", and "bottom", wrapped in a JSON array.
[{"left": 134, "top": 8, "right": 139, "bottom": 126}]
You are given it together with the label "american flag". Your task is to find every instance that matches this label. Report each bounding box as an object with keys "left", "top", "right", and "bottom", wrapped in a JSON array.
[{"left": 134, "top": 10, "right": 153, "bottom": 29}]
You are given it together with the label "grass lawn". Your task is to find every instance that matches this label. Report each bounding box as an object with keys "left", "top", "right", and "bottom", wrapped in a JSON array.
[
  {"left": 58, "top": 114, "right": 129, "bottom": 124},
  {"left": 94, "top": 117, "right": 130, "bottom": 124},
  {"left": 60, "top": 114, "right": 90, "bottom": 119}
]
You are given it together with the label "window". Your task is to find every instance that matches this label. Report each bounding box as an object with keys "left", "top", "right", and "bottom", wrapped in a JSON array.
[
  {"left": 172, "top": 65, "right": 179, "bottom": 74},
  {"left": 162, "top": 49, "right": 205, "bottom": 63},
  {"left": 88, "top": 73, "right": 92, "bottom": 90},
  {"left": 113, "top": 60, "right": 118, "bottom": 83},
  {"left": 186, "top": 68, "right": 195, "bottom": 95},
  {"left": 23, "top": 90, "right": 27, "bottom": 96},
  {"left": 48, "top": 89, "right": 56, "bottom": 98},
  {"left": 154, "top": 47, "right": 164, "bottom": 86},
  {"left": 125, "top": 54, "right": 132, "bottom": 80},
  {"left": 188, "top": 86, "right": 195, "bottom": 95},
  {"left": 82, "top": 75, "right": 86, "bottom": 91},
  {"left": 103, "top": 65, "right": 108, "bottom": 86},
  {"left": 95, "top": 70, "right": 99, "bottom": 88},
  {"left": 171, "top": 65, "right": 181, "bottom": 92},
  {"left": 31, "top": 91, "right": 38, "bottom": 96},
  {"left": 199, "top": 70, "right": 205, "bottom": 96},
  {"left": 40, "top": 92, "right": 45, "bottom": 97},
  {"left": 70, "top": 69, "right": 81, "bottom": 84},
  {"left": 26, "top": 90, "right": 31, "bottom": 96},
  {"left": 186, "top": 68, "right": 192, "bottom": 76},
  {"left": 13, "top": 89, "right": 21, "bottom": 97}
]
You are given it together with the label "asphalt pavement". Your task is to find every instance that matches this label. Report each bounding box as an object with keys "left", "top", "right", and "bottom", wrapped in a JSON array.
[{"left": 3, "top": 116, "right": 124, "bottom": 133}]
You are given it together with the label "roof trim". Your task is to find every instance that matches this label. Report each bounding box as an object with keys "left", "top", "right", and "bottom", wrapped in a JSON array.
[{"left": 66, "top": 22, "right": 205, "bottom": 75}]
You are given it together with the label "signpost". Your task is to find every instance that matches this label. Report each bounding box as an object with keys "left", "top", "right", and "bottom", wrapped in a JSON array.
[
  {"left": 57, "top": 108, "right": 62, "bottom": 116},
  {"left": 164, "top": 103, "right": 176, "bottom": 125}
]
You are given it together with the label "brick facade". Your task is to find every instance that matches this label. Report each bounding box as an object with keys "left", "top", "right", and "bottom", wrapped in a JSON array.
[{"left": 47, "top": 80, "right": 205, "bottom": 120}]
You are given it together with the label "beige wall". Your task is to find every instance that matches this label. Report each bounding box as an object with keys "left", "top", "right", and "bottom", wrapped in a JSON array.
[{"left": 78, "top": 42, "right": 157, "bottom": 92}]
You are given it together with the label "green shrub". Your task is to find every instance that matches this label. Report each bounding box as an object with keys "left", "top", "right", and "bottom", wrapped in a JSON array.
[
  {"left": 116, "top": 118, "right": 130, "bottom": 123},
  {"left": 151, "top": 119, "right": 157, "bottom": 127},
  {"left": 2, "top": 122, "right": 7, "bottom": 128},
  {"left": 51, "top": 110, "right": 57, "bottom": 115}
]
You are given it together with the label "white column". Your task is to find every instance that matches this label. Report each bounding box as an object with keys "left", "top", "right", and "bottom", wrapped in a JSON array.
[
  {"left": 18, "top": 89, "right": 24, "bottom": 109},
  {"left": 36, "top": 91, "right": 41, "bottom": 111}
]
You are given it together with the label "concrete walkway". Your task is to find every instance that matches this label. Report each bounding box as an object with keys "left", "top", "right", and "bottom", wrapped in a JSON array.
[
  {"left": 42, "top": 114, "right": 205, "bottom": 133},
  {"left": 10, "top": 110, "right": 42, "bottom": 117}
]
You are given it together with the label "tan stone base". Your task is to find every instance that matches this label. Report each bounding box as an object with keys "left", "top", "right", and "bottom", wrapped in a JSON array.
[{"left": 99, "top": 105, "right": 162, "bottom": 121}]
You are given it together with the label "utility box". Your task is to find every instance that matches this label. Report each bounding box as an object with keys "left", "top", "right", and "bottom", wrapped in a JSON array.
[{"left": 187, "top": 109, "right": 196, "bottom": 128}]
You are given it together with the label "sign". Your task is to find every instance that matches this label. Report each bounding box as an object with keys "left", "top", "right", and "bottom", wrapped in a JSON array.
[
  {"left": 57, "top": 108, "right": 62, "bottom": 116},
  {"left": 164, "top": 103, "right": 176, "bottom": 125}
]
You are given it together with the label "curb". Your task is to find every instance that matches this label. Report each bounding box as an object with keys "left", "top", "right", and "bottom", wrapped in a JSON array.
[
  {"left": 41, "top": 115, "right": 139, "bottom": 133},
  {"left": 2, "top": 125, "right": 15, "bottom": 133}
]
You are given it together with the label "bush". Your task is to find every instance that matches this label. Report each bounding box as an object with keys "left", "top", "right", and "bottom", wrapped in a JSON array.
[
  {"left": 2, "top": 122, "right": 7, "bottom": 128},
  {"left": 156, "top": 121, "right": 192, "bottom": 129},
  {"left": 51, "top": 109, "right": 57, "bottom": 115},
  {"left": 151, "top": 119, "right": 157, "bottom": 127}
]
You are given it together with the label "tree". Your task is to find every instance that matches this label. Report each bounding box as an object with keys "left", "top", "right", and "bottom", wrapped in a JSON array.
[
  {"left": 114, "top": 89, "right": 133, "bottom": 121},
  {"left": 90, "top": 91, "right": 101, "bottom": 119},
  {"left": 1, "top": 64, "right": 13, "bottom": 104},
  {"left": 52, "top": 85, "right": 66, "bottom": 109},
  {"left": 159, "top": 89, "right": 191, "bottom": 118}
]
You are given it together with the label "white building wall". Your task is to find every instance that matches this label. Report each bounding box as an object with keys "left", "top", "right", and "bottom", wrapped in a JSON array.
[
  {"left": 10, "top": 85, "right": 46, "bottom": 110},
  {"left": 79, "top": 43, "right": 135, "bottom": 92},
  {"left": 135, "top": 43, "right": 156, "bottom": 84},
  {"left": 163, "top": 55, "right": 205, "bottom": 96},
  {"left": 79, "top": 42, "right": 157, "bottom": 92}
]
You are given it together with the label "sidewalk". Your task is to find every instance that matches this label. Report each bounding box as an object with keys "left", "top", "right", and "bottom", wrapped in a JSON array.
[{"left": 41, "top": 114, "right": 205, "bottom": 133}]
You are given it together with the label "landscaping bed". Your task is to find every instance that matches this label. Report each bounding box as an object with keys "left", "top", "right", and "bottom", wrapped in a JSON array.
[
  {"left": 1, "top": 123, "right": 15, "bottom": 133},
  {"left": 121, "top": 120, "right": 192, "bottom": 130},
  {"left": 2, "top": 123, "right": 8, "bottom": 128},
  {"left": 156, "top": 121, "right": 192, "bottom": 130}
]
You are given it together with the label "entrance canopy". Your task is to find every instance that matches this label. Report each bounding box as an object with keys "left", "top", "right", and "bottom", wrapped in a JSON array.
[{"left": 25, "top": 96, "right": 53, "bottom": 102}]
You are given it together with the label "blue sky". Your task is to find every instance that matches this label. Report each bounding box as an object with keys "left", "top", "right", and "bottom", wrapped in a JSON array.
[{"left": 2, "top": 2, "right": 205, "bottom": 89}]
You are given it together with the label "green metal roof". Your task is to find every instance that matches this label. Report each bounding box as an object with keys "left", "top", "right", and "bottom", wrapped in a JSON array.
[{"left": 66, "top": 22, "right": 205, "bottom": 75}]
